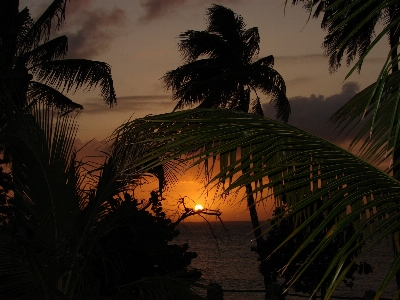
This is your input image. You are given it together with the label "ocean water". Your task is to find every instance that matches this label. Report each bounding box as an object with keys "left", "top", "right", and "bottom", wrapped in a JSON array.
[{"left": 174, "top": 221, "right": 398, "bottom": 300}]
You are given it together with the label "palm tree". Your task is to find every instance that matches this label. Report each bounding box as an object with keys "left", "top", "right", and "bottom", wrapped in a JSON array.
[
  {"left": 0, "top": 0, "right": 116, "bottom": 116},
  {"left": 0, "top": 0, "right": 117, "bottom": 249},
  {"left": 163, "top": 4, "right": 290, "bottom": 122},
  {"left": 163, "top": 5, "right": 290, "bottom": 295}
]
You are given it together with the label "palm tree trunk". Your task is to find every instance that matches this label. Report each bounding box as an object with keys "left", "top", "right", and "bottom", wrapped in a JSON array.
[
  {"left": 237, "top": 83, "right": 273, "bottom": 296},
  {"left": 246, "top": 184, "right": 264, "bottom": 247},
  {"left": 244, "top": 177, "right": 276, "bottom": 298}
]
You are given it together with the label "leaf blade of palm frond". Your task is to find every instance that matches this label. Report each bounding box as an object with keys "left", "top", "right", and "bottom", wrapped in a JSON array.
[
  {"left": 30, "top": 59, "right": 116, "bottom": 107},
  {"left": 21, "top": 35, "right": 68, "bottom": 68},
  {"left": 343, "top": 15, "right": 400, "bottom": 79},
  {"left": 178, "top": 30, "right": 238, "bottom": 63},
  {"left": 331, "top": 70, "right": 400, "bottom": 168},
  {"left": 21, "top": 0, "right": 68, "bottom": 50},
  {"left": 28, "top": 81, "right": 83, "bottom": 113}
]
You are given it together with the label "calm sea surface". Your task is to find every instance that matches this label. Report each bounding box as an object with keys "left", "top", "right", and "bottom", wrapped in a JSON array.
[{"left": 173, "top": 221, "right": 397, "bottom": 300}]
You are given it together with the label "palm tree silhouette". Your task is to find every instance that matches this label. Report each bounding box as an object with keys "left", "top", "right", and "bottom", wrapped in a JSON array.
[
  {"left": 163, "top": 4, "right": 290, "bottom": 122},
  {"left": 0, "top": 0, "right": 116, "bottom": 115},
  {"left": 164, "top": 5, "right": 290, "bottom": 297},
  {"left": 292, "top": 0, "right": 400, "bottom": 73}
]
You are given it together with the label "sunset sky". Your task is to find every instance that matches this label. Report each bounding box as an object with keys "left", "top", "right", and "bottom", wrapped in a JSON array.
[{"left": 21, "top": 0, "right": 389, "bottom": 221}]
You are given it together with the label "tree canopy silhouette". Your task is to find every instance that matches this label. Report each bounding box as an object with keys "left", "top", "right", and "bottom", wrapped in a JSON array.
[
  {"left": 163, "top": 4, "right": 290, "bottom": 122},
  {"left": 291, "top": 0, "right": 400, "bottom": 73},
  {"left": 0, "top": 0, "right": 116, "bottom": 115}
]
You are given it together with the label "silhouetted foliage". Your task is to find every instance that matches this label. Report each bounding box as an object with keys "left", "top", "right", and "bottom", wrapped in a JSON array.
[
  {"left": 90, "top": 191, "right": 200, "bottom": 298},
  {"left": 291, "top": 0, "right": 400, "bottom": 73},
  {"left": 0, "top": 0, "right": 116, "bottom": 115},
  {"left": 0, "top": 146, "right": 12, "bottom": 229},
  {"left": 163, "top": 4, "right": 290, "bottom": 122},
  {"left": 256, "top": 204, "right": 367, "bottom": 298}
]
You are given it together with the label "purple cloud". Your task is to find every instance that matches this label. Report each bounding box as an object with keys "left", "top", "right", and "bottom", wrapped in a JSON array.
[
  {"left": 139, "top": 0, "right": 241, "bottom": 22},
  {"left": 139, "top": 0, "right": 188, "bottom": 22},
  {"left": 262, "top": 81, "right": 361, "bottom": 146}
]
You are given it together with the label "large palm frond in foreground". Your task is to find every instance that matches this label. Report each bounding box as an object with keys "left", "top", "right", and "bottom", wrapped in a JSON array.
[
  {"left": 110, "top": 108, "right": 400, "bottom": 299},
  {"left": 331, "top": 70, "right": 400, "bottom": 170}
]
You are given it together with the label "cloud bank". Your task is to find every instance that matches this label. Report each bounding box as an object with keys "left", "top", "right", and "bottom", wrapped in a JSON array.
[
  {"left": 262, "top": 82, "right": 360, "bottom": 145},
  {"left": 80, "top": 95, "right": 175, "bottom": 115}
]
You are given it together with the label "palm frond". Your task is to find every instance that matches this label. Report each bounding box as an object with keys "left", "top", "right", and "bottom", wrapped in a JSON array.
[
  {"left": 323, "top": 0, "right": 383, "bottom": 73},
  {"left": 241, "top": 27, "right": 260, "bottom": 63},
  {"left": 14, "top": 7, "right": 35, "bottom": 59},
  {"left": 206, "top": 4, "right": 246, "bottom": 45},
  {"left": 0, "top": 92, "right": 84, "bottom": 297},
  {"left": 178, "top": 30, "right": 237, "bottom": 63},
  {"left": 325, "top": 0, "right": 398, "bottom": 77},
  {"left": 330, "top": 62, "right": 400, "bottom": 171},
  {"left": 0, "top": 4, "right": 32, "bottom": 69},
  {"left": 30, "top": 59, "right": 117, "bottom": 107},
  {"left": 7, "top": 104, "right": 80, "bottom": 248},
  {"left": 249, "top": 60, "right": 289, "bottom": 122},
  {"left": 163, "top": 60, "right": 237, "bottom": 110},
  {"left": 0, "top": 87, "right": 129, "bottom": 298},
  {"left": 20, "top": 36, "right": 68, "bottom": 68},
  {"left": 21, "top": 0, "right": 69, "bottom": 51},
  {"left": 249, "top": 96, "right": 264, "bottom": 116},
  {"left": 290, "top": 0, "right": 327, "bottom": 18},
  {"left": 27, "top": 81, "right": 83, "bottom": 113},
  {"left": 110, "top": 108, "right": 400, "bottom": 297},
  {"left": 290, "top": 0, "right": 397, "bottom": 74}
]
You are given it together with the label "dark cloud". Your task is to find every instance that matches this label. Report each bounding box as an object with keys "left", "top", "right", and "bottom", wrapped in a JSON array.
[
  {"left": 262, "top": 82, "right": 361, "bottom": 146},
  {"left": 65, "top": 8, "right": 126, "bottom": 59},
  {"left": 80, "top": 95, "right": 175, "bottom": 115},
  {"left": 139, "top": 0, "right": 241, "bottom": 22},
  {"left": 139, "top": 0, "right": 188, "bottom": 22}
]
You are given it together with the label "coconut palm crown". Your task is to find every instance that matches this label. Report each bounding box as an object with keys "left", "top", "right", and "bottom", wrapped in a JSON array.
[
  {"left": 291, "top": 0, "right": 400, "bottom": 73},
  {"left": 0, "top": 0, "right": 116, "bottom": 115},
  {"left": 289, "top": 1, "right": 400, "bottom": 169},
  {"left": 163, "top": 4, "right": 290, "bottom": 122}
]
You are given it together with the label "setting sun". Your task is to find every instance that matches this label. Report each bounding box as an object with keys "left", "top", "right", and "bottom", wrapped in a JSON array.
[{"left": 194, "top": 204, "right": 203, "bottom": 211}]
